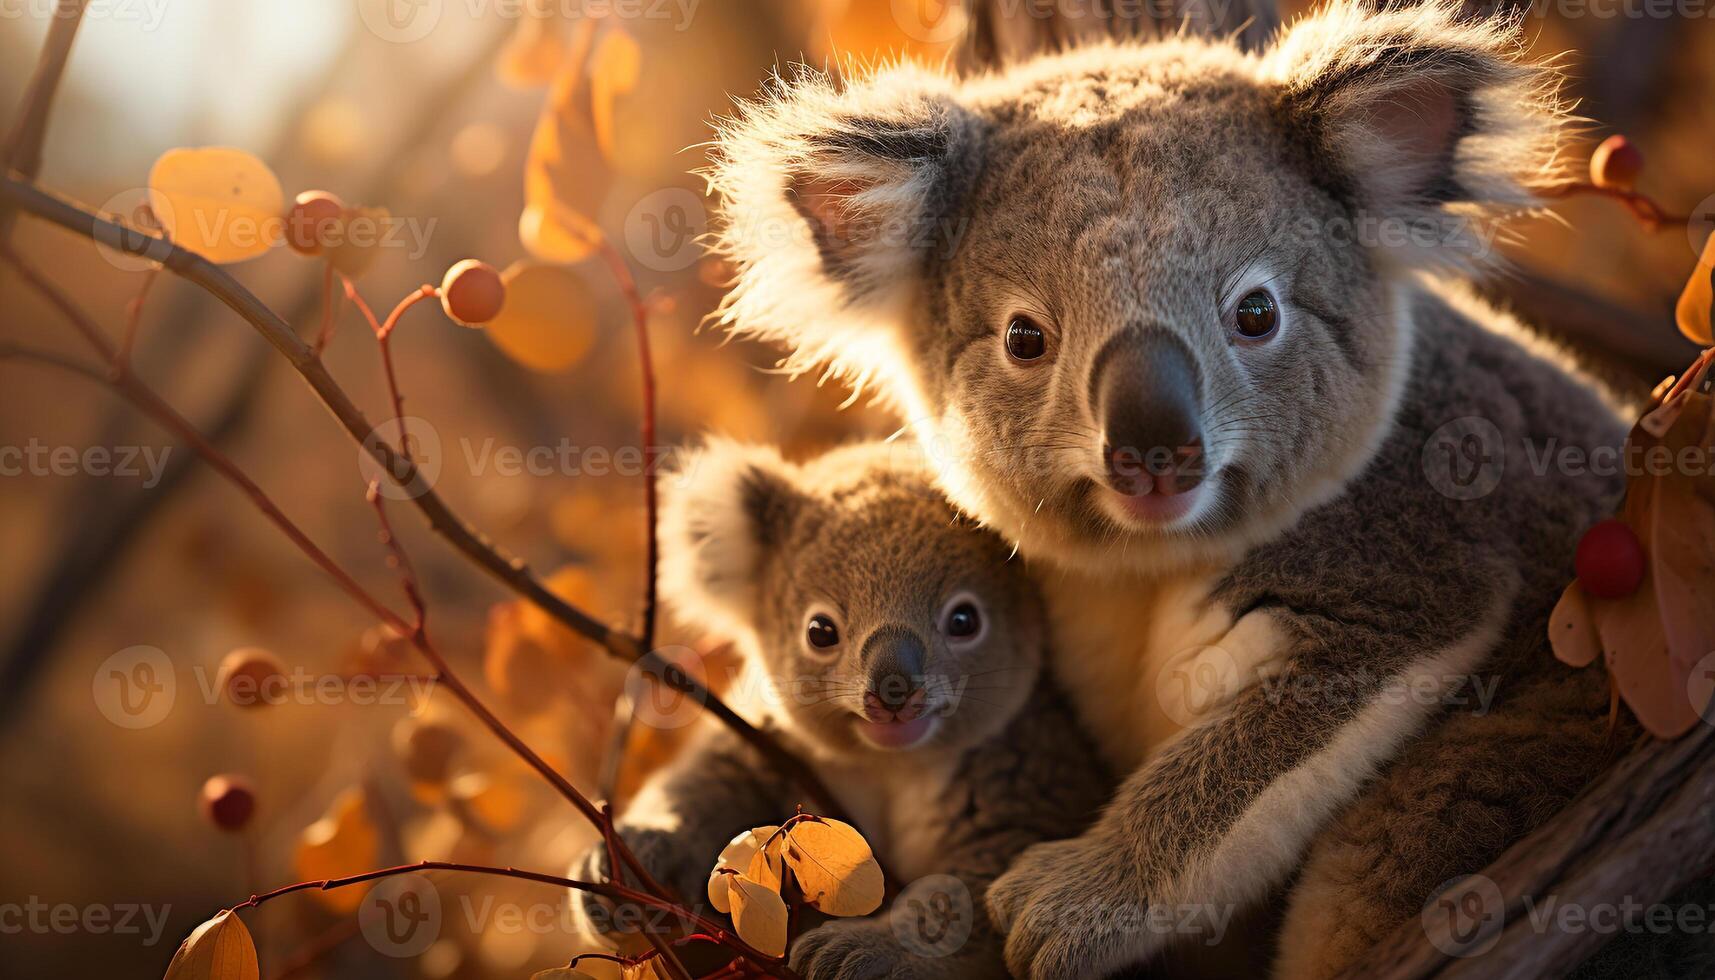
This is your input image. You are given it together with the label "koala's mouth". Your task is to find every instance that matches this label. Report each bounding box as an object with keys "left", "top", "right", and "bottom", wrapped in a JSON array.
[
  {"left": 1104, "top": 472, "right": 1211, "bottom": 527},
  {"left": 852, "top": 713, "right": 938, "bottom": 751}
]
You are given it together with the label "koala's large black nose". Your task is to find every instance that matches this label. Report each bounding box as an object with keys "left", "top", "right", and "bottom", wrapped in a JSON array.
[
  {"left": 1093, "top": 329, "right": 1205, "bottom": 496},
  {"left": 861, "top": 625, "right": 927, "bottom": 720}
]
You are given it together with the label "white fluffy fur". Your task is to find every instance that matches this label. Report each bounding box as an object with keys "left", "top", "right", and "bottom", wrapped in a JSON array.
[
  {"left": 704, "top": 64, "right": 960, "bottom": 410},
  {"left": 1266, "top": 0, "right": 1570, "bottom": 275},
  {"left": 656, "top": 438, "right": 791, "bottom": 645}
]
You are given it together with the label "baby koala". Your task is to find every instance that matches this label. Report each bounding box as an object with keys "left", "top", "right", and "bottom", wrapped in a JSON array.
[{"left": 575, "top": 440, "right": 1110, "bottom": 979}]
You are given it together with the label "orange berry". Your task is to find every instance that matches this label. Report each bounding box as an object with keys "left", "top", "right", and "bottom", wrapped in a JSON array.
[
  {"left": 285, "top": 191, "right": 345, "bottom": 255},
  {"left": 216, "top": 647, "right": 287, "bottom": 708},
  {"left": 1589, "top": 135, "right": 1643, "bottom": 192},
  {"left": 199, "top": 774, "right": 256, "bottom": 832},
  {"left": 440, "top": 259, "right": 506, "bottom": 326}
]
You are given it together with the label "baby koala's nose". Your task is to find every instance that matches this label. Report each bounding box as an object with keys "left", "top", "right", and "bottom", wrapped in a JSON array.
[{"left": 860, "top": 625, "right": 927, "bottom": 721}]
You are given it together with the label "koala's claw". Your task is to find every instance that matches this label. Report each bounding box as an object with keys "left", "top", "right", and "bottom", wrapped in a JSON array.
[
  {"left": 987, "top": 837, "right": 1145, "bottom": 980},
  {"left": 790, "top": 918, "right": 924, "bottom": 980},
  {"left": 569, "top": 826, "right": 707, "bottom": 942}
]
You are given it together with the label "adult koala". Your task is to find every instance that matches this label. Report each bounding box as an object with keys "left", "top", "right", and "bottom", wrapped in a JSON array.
[{"left": 706, "top": 3, "right": 1655, "bottom": 977}]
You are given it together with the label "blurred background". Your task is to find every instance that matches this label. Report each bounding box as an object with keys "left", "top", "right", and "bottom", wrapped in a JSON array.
[{"left": 0, "top": 0, "right": 1709, "bottom": 976}]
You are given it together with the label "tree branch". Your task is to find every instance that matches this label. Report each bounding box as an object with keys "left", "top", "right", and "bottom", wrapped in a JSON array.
[
  {"left": 0, "top": 173, "right": 845, "bottom": 820},
  {"left": 1344, "top": 724, "right": 1715, "bottom": 979}
]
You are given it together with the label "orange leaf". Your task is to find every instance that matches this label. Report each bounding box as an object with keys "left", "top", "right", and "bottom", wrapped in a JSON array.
[
  {"left": 1678, "top": 235, "right": 1714, "bottom": 346},
  {"left": 1651, "top": 387, "right": 1715, "bottom": 681},
  {"left": 482, "top": 262, "right": 597, "bottom": 373},
  {"left": 293, "top": 788, "right": 379, "bottom": 913},
  {"left": 1592, "top": 471, "right": 1700, "bottom": 738},
  {"left": 521, "top": 21, "right": 605, "bottom": 263},
  {"left": 590, "top": 28, "right": 642, "bottom": 166}
]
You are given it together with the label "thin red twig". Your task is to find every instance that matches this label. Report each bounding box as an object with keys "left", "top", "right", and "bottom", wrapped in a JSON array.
[
  {"left": 227, "top": 860, "right": 794, "bottom": 975},
  {"left": 0, "top": 322, "right": 781, "bottom": 979},
  {"left": 0, "top": 173, "right": 849, "bottom": 823},
  {"left": 312, "top": 261, "right": 339, "bottom": 355},
  {"left": 118, "top": 266, "right": 158, "bottom": 373},
  {"left": 598, "top": 238, "right": 659, "bottom": 654},
  {"left": 1541, "top": 180, "right": 1697, "bottom": 229}
]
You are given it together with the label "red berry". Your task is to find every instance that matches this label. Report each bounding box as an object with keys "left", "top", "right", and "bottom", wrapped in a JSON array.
[
  {"left": 1589, "top": 135, "right": 1643, "bottom": 192},
  {"left": 199, "top": 775, "right": 256, "bottom": 832},
  {"left": 440, "top": 259, "right": 506, "bottom": 326},
  {"left": 286, "top": 191, "right": 345, "bottom": 255},
  {"left": 1575, "top": 519, "right": 1647, "bottom": 599}
]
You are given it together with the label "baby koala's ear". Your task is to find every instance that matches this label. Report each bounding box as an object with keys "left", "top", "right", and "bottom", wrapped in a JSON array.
[
  {"left": 707, "top": 64, "right": 979, "bottom": 398},
  {"left": 1268, "top": 2, "right": 1566, "bottom": 266},
  {"left": 658, "top": 440, "right": 800, "bottom": 641}
]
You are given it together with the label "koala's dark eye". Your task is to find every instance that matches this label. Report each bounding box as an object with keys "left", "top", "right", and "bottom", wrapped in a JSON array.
[
  {"left": 806, "top": 614, "right": 841, "bottom": 650},
  {"left": 946, "top": 602, "right": 982, "bottom": 639},
  {"left": 1234, "top": 290, "right": 1279, "bottom": 340},
  {"left": 1005, "top": 316, "right": 1048, "bottom": 362}
]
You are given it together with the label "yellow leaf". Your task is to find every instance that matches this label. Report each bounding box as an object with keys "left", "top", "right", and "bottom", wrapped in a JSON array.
[
  {"left": 293, "top": 788, "right": 379, "bottom": 913},
  {"left": 1549, "top": 583, "right": 1600, "bottom": 668},
  {"left": 1677, "top": 235, "right": 1714, "bottom": 346},
  {"left": 709, "top": 826, "right": 779, "bottom": 913},
  {"left": 483, "top": 262, "right": 597, "bottom": 373},
  {"left": 522, "top": 20, "right": 605, "bottom": 260},
  {"left": 499, "top": 14, "right": 568, "bottom": 89},
  {"left": 590, "top": 28, "right": 642, "bottom": 165},
  {"left": 520, "top": 202, "right": 601, "bottom": 265},
  {"left": 148, "top": 147, "right": 283, "bottom": 264},
  {"left": 164, "top": 910, "right": 259, "bottom": 980},
  {"left": 784, "top": 819, "right": 884, "bottom": 917},
  {"left": 728, "top": 875, "right": 789, "bottom": 957},
  {"left": 745, "top": 833, "right": 786, "bottom": 894}
]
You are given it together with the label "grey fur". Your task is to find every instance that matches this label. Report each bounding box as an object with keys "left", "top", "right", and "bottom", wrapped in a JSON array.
[
  {"left": 699, "top": 3, "right": 1710, "bottom": 977},
  {"left": 576, "top": 443, "right": 1112, "bottom": 979}
]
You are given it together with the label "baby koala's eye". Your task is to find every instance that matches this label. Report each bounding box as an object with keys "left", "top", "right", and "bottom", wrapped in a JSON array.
[
  {"left": 806, "top": 614, "right": 841, "bottom": 650},
  {"left": 946, "top": 602, "right": 982, "bottom": 638},
  {"left": 1234, "top": 289, "right": 1279, "bottom": 340},
  {"left": 1005, "top": 315, "right": 1048, "bottom": 362}
]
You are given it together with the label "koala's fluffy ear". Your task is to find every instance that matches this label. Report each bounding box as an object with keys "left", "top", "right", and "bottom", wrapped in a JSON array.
[
  {"left": 1269, "top": 2, "right": 1566, "bottom": 268},
  {"left": 707, "top": 64, "right": 978, "bottom": 401},
  {"left": 658, "top": 440, "right": 799, "bottom": 641}
]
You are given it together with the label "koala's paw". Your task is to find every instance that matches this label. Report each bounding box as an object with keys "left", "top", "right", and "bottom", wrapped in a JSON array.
[
  {"left": 790, "top": 917, "right": 933, "bottom": 980},
  {"left": 569, "top": 827, "right": 707, "bottom": 943},
  {"left": 986, "top": 837, "right": 1149, "bottom": 980}
]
